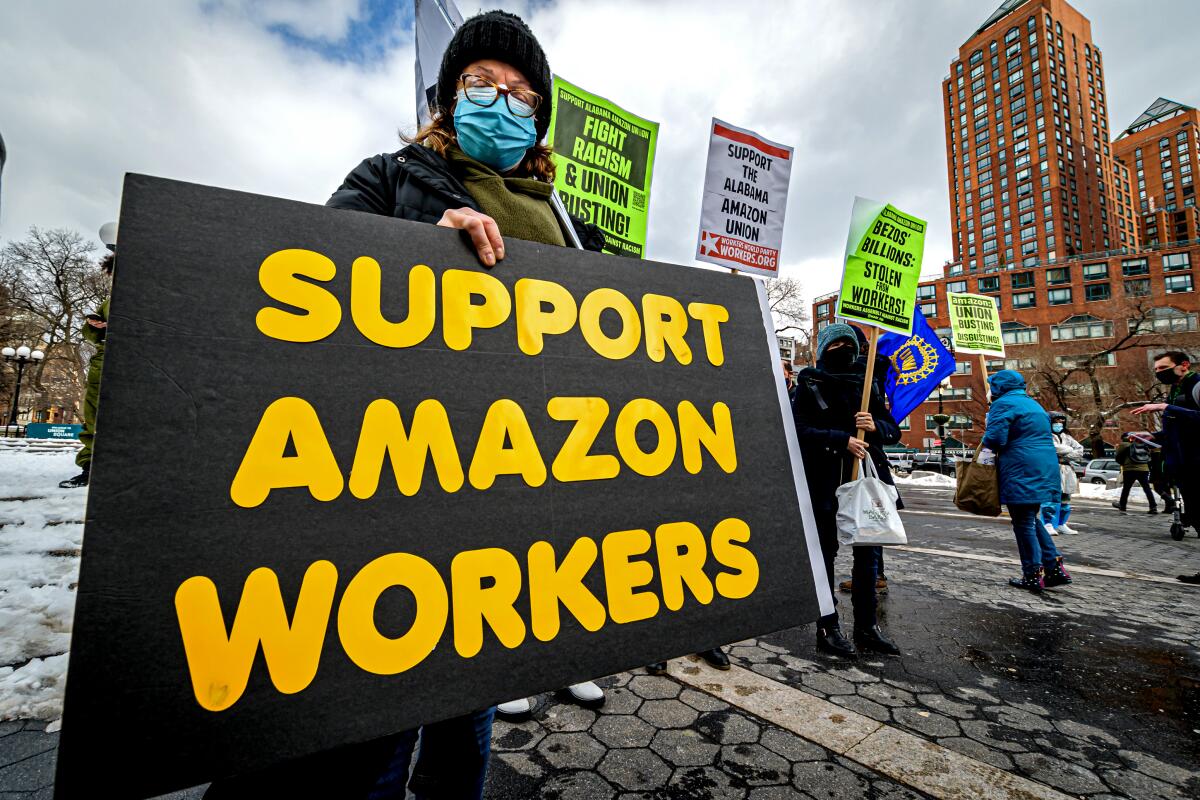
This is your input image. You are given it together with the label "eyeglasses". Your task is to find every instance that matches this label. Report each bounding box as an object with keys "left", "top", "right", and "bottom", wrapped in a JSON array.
[{"left": 458, "top": 73, "right": 541, "bottom": 118}]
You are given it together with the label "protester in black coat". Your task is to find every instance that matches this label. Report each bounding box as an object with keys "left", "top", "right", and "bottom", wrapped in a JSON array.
[
  {"left": 208, "top": 10, "right": 599, "bottom": 800},
  {"left": 792, "top": 323, "right": 902, "bottom": 659}
]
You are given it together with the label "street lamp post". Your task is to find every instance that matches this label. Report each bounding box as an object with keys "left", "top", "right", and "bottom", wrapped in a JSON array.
[
  {"left": 2, "top": 345, "right": 45, "bottom": 430},
  {"left": 932, "top": 383, "right": 950, "bottom": 472}
]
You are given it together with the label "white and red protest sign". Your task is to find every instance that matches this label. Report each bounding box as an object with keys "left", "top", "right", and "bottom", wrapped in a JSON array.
[{"left": 695, "top": 118, "right": 794, "bottom": 277}]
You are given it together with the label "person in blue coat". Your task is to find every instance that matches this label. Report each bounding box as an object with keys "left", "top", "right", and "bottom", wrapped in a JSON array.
[{"left": 980, "top": 370, "right": 1073, "bottom": 592}]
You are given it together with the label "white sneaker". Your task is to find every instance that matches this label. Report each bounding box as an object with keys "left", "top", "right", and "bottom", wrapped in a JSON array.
[
  {"left": 1044, "top": 523, "right": 1059, "bottom": 537},
  {"left": 566, "top": 681, "right": 605, "bottom": 708},
  {"left": 496, "top": 697, "right": 531, "bottom": 717},
  {"left": 1057, "top": 524, "right": 1080, "bottom": 535}
]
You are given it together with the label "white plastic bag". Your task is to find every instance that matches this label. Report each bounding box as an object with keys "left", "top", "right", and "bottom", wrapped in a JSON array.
[{"left": 835, "top": 454, "right": 908, "bottom": 547}]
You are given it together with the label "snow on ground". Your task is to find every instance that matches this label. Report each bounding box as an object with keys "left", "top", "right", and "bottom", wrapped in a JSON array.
[
  {"left": 892, "top": 471, "right": 956, "bottom": 488},
  {"left": 892, "top": 469, "right": 1156, "bottom": 507},
  {"left": 0, "top": 447, "right": 85, "bottom": 727}
]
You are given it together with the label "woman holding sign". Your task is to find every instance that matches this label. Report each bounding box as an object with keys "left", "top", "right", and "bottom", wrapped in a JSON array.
[
  {"left": 792, "top": 323, "right": 903, "bottom": 658},
  {"left": 208, "top": 11, "right": 603, "bottom": 800},
  {"left": 329, "top": 6, "right": 609, "bottom": 791}
]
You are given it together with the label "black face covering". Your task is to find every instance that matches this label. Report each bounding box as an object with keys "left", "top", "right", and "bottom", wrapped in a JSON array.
[
  {"left": 1156, "top": 367, "right": 1180, "bottom": 385},
  {"left": 823, "top": 348, "right": 855, "bottom": 371}
]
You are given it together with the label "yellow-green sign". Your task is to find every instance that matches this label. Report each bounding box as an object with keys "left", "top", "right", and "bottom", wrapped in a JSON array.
[
  {"left": 947, "top": 292, "right": 1005, "bottom": 356},
  {"left": 547, "top": 76, "right": 658, "bottom": 258},
  {"left": 835, "top": 197, "right": 926, "bottom": 336}
]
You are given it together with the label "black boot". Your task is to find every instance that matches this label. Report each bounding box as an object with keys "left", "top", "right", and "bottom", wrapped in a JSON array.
[
  {"left": 1008, "top": 568, "right": 1045, "bottom": 593},
  {"left": 854, "top": 625, "right": 901, "bottom": 657},
  {"left": 1043, "top": 557, "right": 1072, "bottom": 587},
  {"left": 59, "top": 467, "right": 89, "bottom": 489},
  {"left": 816, "top": 624, "right": 857, "bottom": 658},
  {"left": 698, "top": 648, "right": 730, "bottom": 670}
]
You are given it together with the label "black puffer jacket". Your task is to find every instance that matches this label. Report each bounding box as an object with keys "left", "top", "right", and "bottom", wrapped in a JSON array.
[
  {"left": 326, "top": 143, "right": 606, "bottom": 252},
  {"left": 792, "top": 361, "right": 902, "bottom": 514}
]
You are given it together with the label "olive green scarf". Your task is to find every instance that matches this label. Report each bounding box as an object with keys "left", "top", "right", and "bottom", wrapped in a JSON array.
[{"left": 445, "top": 144, "right": 565, "bottom": 247}]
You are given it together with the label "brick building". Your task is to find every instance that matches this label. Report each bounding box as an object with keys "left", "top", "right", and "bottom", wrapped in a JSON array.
[
  {"left": 813, "top": 0, "right": 1200, "bottom": 452},
  {"left": 1112, "top": 98, "right": 1200, "bottom": 245}
]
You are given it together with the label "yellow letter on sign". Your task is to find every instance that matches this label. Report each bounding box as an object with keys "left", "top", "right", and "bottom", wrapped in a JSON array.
[
  {"left": 337, "top": 553, "right": 449, "bottom": 675},
  {"left": 442, "top": 269, "right": 512, "bottom": 351},
  {"left": 174, "top": 561, "right": 338, "bottom": 712},
  {"left": 351, "top": 259, "right": 436, "bottom": 348},
  {"left": 452, "top": 547, "right": 527, "bottom": 657},
  {"left": 256, "top": 249, "right": 342, "bottom": 342},
  {"left": 515, "top": 278, "right": 577, "bottom": 356},
  {"left": 230, "top": 397, "right": 344, "bottom": 508}
]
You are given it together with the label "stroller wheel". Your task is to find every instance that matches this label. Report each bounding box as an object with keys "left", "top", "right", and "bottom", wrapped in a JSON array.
[{"left": 1171, "top": 522, "right": 1186, "bottom": 541}]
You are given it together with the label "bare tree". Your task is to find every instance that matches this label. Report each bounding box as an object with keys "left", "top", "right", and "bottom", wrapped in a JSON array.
[
  {"left": 1022, "top": 297, "right": 1200, "bottom": 449},
  {"left": 765, "top": 276, "right": 810, "bottom": 358},
  {"left": 0, "top": 227, "right": 106, "bottom": 419}
]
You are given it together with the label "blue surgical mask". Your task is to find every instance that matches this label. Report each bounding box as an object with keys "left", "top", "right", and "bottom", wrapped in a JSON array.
[
  {"left": 1051, "top": 423, "right": 1064, "bottom": 433},
  {"left": 453, "top": 88, "right": 537, "bottom": 172}
]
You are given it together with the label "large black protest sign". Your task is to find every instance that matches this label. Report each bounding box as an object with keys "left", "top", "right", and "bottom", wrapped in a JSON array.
[{"left": 55, "top": 175, "right": 830, "bottom": 798}]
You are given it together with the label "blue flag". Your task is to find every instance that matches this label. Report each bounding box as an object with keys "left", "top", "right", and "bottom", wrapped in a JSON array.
[{"left": 876, "top": 311, "right": 956, "bottom": 423}]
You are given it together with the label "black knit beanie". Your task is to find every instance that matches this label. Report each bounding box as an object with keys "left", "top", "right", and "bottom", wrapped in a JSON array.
[{"left": 436, "top": 11, "right": 553, "bottom": 140}]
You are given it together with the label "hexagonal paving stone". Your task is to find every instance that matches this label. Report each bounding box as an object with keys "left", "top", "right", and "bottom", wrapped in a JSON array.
[
  {"left": 491, "top": 719, "right": 546, "bottom": 752},
  {"left": 985, "top": 704, "right": 1054, "bottom": 733},
  {"left": 792, "top": 760, "right": 870, "bottom": 799},
  {"left": 1100, "top": 768, "right": 1188, "bottom": 800},
  {"left": 1053, "top": 719, "right": 1120, "bottom": 746},
  {"left": 857, "top": 683, "right": 914, "bottom": 707},
  {"left": 598, "top": 748, "right": 671, "bottom": 791},
  {"left": 601, "top": 687, "right": 644, "bottom": 715},
  {"left": 916, "top": 693, "right": 977, "bottom": 719},
  {"left": 959, "top": 720, "right": 1029, "bottom": 754},
  {"left": 1013, "top": 752, "right": 1107, "bottom": 795},
  {"left": 495, "top": 751, "right": 546, "bottom": 779},
  {"left": 651, "top": 729, "right": 720, "bottom": 767},
  {"left": 748, "top": 663, "right": 792, "bottom": 682},
  {"left": 800, "top": 672, "right": 855, "bottom": 696},
  {"left": 541, "top": 705, "right": 597, "bottom": 732},
  {"left": 936, "top": 738, "right": 1012, "bottom": 767},
  {"left": 637, "top": 698, "right": 699, "bottom": 729},
  {"left": 718, "top": 743, "right": 791, "bottom": 786},
  {"left": 694, "top": 710, "right": 761, "bottom": 744},
  {"left": 759, "top": 728, "right": 827, "bottom": 763},
  {"left": 828, "top": 694, "right": 890, "bottom": 723},
  {"left": 627, "top": 675, "right": 682, "bottom": 700},
  {"left": 669, "top": 765, "right": 745, "bottom": 799},
  {"left": 592, "top": 714, "right": 656, "bottom": 748},
  {"left": 679, "top": 688, "right": 729, "bottom": 712},
  {"left": 537, "top": 769, "right": 617, "bottom": 800},
  {"left": 728, "top": 645, "right": 771, "bottom": 662},
  {"left": 538, "top": 731, "right": 607, "bottom": 770},
  {"left": 892, "top": 707, "right": 960, "bottom": 738},
  {"left": 1116, "top": 749, "right": 1195, "bottom": 785}
]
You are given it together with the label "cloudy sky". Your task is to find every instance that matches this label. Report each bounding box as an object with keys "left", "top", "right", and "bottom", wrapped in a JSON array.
[{"left": 2, "top": 0, "right": 1197, "bottom": 303}]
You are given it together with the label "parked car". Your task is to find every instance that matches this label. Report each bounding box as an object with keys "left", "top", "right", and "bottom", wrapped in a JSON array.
[
  {"left": 1083, "top": 458, "right": 1120, "bottom": 485},
  {"left": 911, "top": 453, "right": 956, "bottom": 475},
  {"left": 886, "top": 453, "right": 913, "bottom": 474}
]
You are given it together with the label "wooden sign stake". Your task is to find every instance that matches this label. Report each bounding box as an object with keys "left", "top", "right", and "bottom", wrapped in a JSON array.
[{"left": 851, "top": 326, "right": 880, "bottom": 481}]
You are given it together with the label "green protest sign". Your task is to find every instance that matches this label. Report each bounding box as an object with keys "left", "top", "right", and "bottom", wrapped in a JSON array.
[
  {"left": 548, "top": 75, "right": 658, "bottom": 258},
  {"left": 947, "top": 292, "right": 1005, "bottom": 356},
  {"left": 835, "top": 197, "right": 926, "bottom": 336}
]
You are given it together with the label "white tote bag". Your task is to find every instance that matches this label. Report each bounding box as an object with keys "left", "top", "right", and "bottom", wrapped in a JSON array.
[{"left": 835, "top": 454, "right": 908, "bottom": 547}]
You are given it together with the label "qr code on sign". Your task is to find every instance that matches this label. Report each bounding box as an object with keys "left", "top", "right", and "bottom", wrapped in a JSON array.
[{"left": 631, "top": 192, "right": 646, "bottom": 212}]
